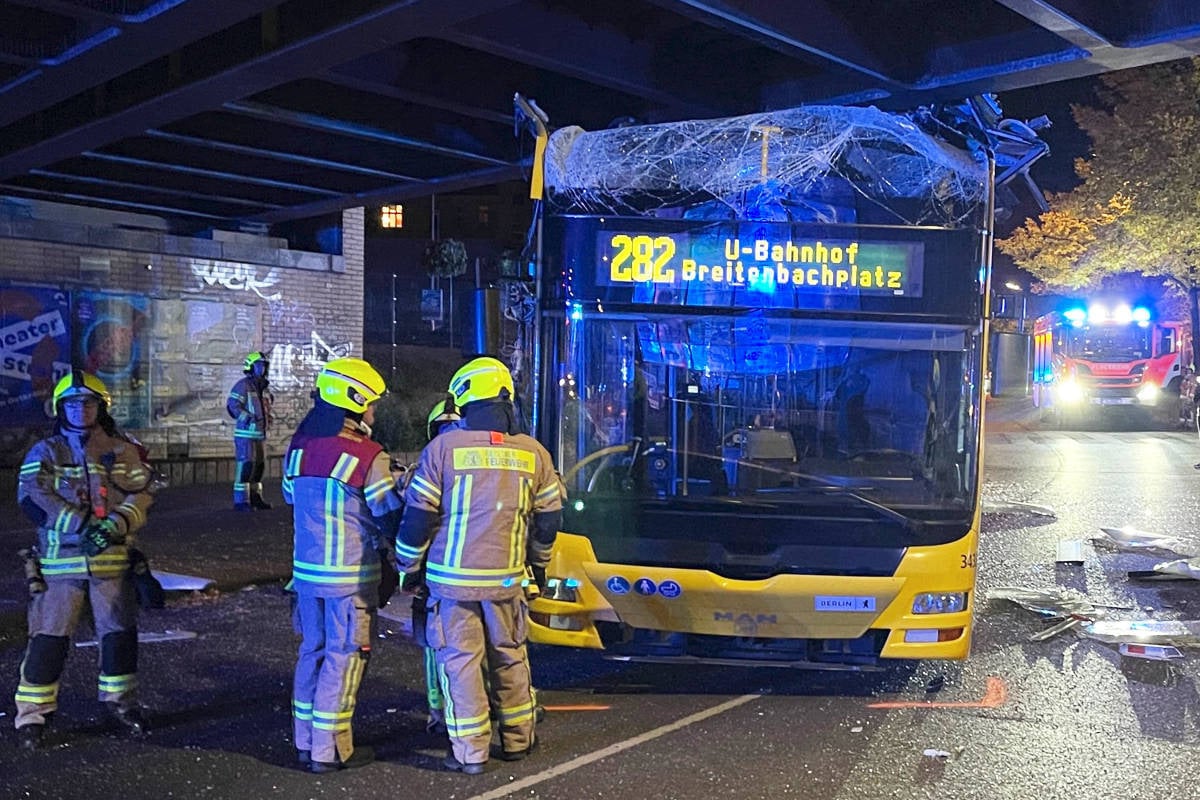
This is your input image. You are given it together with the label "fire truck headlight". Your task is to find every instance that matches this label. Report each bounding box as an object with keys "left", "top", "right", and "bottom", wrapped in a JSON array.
[
  {"left": 1057, "top": 380, "right": 1084, "bottom": 404},
  {"left": 1137, "top": 383, "right": 1160, "bottom": 404},
  {"left": 912, "top": 592, "right": 968, "bottom": 615}
]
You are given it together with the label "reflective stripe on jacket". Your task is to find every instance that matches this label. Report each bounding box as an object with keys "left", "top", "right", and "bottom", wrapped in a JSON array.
[
  {"left": 284, "top": 420, "right": 402, "bottom": 597},
  {"left": 227, "top": 376, "right": 272, "bottom": 440},
  {"left": 398, "top": 429, "right": 564, "bottom": 601},
  {"left": 17, "top": 428, "right": 156, "bottom": 580}
]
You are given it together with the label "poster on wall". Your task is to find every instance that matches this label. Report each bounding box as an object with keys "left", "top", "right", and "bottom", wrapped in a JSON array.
[
  {"left": 0, "top": 285, "right": 72, "bottom": 426},
  {"left": 74, "top": 292, "right": 151, "bottom": 428},
  {"left": 149, "top": 298, "right": 261, "bottom": 432},
  {"left": 420, "top": 289, "right": 443, "bottom": 322}
]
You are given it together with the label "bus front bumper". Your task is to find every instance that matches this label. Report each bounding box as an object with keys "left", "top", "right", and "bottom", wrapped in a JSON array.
[{"left": 527, "top": 532, "right": 975, "bottom": 663}]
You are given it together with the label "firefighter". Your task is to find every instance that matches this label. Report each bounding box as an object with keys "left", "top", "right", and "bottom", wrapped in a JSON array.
[
  {"left": 13, "top": 370, "right": 157, "bottom": 750},
  {"left": 396, "top": 357, "right": 563, "bottom": 773},
  {"left": 414, "top": 398, "right": 462, "bottom": 735},
  {"left": 227, "top": 350, "right": 274, "bottom": 511},
  {"left": 285, "top": 357, "right": 402, "bottom": 773}
]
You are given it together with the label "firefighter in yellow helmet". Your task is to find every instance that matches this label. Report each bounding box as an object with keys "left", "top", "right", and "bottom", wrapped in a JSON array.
[
  {"left": 397, "top": 356, "right": 564, "bottom": 773},
  {"left": 284, "top": 357, "right": 403, "bottom": 773},
  {"left": 412, "top": 397, "right": 462, "bottom": 735},
  {"left": 13, "top": 370, "right": 157, "bottom": 750},
  {"left": 226, "top": 350, "right": 274, "bottom": 511}
]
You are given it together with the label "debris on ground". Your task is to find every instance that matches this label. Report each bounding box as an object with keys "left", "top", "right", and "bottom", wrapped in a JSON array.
[
  {"left": 981, "top": 500, "right": 1056, "bottom": 518},
  {"left": 1055, "top": 539, "right": 1085, "bottom": 565},
  {"left": 1092, "top": 527, "right": 1196, "bottom": 558},
  {"left": 1128, "top": 558, "right": 1200, "bottom": 582},
  {"left": 156, "top": 571, "right": 217, "bottom": 592}
]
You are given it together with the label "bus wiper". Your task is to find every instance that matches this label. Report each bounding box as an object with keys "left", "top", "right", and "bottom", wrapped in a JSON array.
[{"left": 788, "top": 485, "right": 920, "bottom": 531}]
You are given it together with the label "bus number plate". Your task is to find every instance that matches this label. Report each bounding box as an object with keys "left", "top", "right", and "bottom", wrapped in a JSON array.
[{"left": 815, "top": 595, "right": 876, "bottom": 612}]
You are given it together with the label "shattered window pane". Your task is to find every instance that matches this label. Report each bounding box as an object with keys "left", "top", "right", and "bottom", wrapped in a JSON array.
[{"left": 544, "top": 106, "right": 988, "bottom": 226}]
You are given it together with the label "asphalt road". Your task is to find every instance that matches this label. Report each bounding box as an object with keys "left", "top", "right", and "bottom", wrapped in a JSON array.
[{"left": 2, "top": 398, "right": 1200, "bottom": 799}]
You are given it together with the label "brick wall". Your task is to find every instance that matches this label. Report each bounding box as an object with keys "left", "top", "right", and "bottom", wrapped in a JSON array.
[{"left": 0, "top": 206, "right": 366, "bottom": 475}]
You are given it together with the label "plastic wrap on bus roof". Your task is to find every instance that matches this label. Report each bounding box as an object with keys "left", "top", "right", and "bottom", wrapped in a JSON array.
[{"left": 543, "top": 105, "right": 988, "bottom": 226}]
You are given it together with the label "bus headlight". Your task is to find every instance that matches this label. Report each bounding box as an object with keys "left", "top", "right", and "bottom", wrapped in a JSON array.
[
  {"left": 1056, "top": 380, "right": 1084, "bottom": 404},
  {"left": 1137, "top": 382, "right": 1160, "bottom": 404},
  {"left": 912, "top": 592, "right": 967, "bottom": 614}
]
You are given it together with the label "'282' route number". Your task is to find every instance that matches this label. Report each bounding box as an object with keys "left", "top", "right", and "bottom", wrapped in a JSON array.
[{"left": 609, "top": 234, "right": 676, "bottom": 282}]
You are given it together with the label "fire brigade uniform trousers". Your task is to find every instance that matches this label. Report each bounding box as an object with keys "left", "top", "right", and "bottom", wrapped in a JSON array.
[
  {"left": 15, "top": 575, "right": 138, "bottom": 728},
  {"left": 233, "top": 438, "right": 266, "bottom": 506},
  {"left": 423, "top": 646, "right": 445, "bottom": 728},
  {"left": 292, "top": 591, "right": 376, "bottom": 765},
  {"left": 428, "top": 596, "right": 535, "bottom": 765}
]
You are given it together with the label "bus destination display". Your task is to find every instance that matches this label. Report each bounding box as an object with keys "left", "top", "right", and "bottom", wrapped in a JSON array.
[{"left": 596, "top": 230, "right": 924, "bottom": 298}]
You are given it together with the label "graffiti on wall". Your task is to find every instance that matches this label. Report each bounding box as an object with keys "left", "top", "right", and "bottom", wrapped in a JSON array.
[
  {"left": 268, "top": 331, "right": 354, "bottom": 430},
  {"left": 267, "top": 297, "right": 316, "bottom": 329},
  {"left": 0, "top": 286, "right": 72, "bottom": 426},
  {"left": 74, "top": 292, "right": 151, "bottom": 428},
  {"left": 191, "top": 260, "right": 281, "bottom": 300}
]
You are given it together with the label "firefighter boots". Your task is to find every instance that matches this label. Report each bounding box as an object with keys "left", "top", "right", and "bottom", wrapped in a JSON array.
[
  {"left": 443, "top": 754, "right": 487, "bottom": 774},
  {"left": 17, "top": 724, "right": 44, "bottom": 751},
  {"left": 309, "top": 745, "right": 375, "bottom": 773},
  {"left": 250, "top": 496, "right": 273, "bottom": 510},
  {"left": 492, "top": 737, "right": 539, "bottom": 762},
  {"left": 107, "top": 702, "right": 148, "bottom": 737}
]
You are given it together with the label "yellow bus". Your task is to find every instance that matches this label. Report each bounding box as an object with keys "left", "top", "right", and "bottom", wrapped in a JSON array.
[{"left": 522, "top": 101, "right": 1010, "bottom": 667}]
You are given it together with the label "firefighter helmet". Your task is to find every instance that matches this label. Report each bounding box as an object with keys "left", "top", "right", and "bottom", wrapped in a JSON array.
[
  {"left": 426, "top": 397, "right": 461, "bottom": 441},
  {"left": 53, "top": 370, "right": 111, "bottom": 414},
  {"left": 315, "top": 358, "right": 386, "bottom": 413},
  {"left": 448, "top": 357, "right": 513, "bottom": 407},
  {"left": 244, "top": 351, "right": 268, "bottom": 372}
]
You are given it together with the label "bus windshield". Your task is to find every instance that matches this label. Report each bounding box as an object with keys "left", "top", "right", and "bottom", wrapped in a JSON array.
[{"left": 553, "top": 311, "right": 980, "bottom": 547}]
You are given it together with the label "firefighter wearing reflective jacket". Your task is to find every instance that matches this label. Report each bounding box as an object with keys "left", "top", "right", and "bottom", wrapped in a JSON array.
[
  {"left": 13, "top": 370, "right": 156, "bottom": 750},
  {"left": 284, "top": 357, "right": 402, "bottom": 773},
  {"left": 397, "top": 357, "right": 563, "bottom": 774},
  {"left": 415, "top": 398, "right": 462, "bottom": 735},
  {"left": 227, "top": 350, "right": 274, "bottom": 511}
]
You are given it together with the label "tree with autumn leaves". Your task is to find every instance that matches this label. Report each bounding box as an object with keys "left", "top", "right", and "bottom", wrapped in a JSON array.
[{"left": 998, "top": 57, "right": 1200, "bottom": 370}]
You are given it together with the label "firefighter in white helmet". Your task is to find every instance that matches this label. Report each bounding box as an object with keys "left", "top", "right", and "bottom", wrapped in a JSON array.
[
  {"left": 284, "top": 357, "right": 402, "bottom": 773},
  {"left": 13, "top": 370, "right": 157, "bottom": 750},
  {"left": 396, "top": 356, "right": 563, "bottom": 773}
]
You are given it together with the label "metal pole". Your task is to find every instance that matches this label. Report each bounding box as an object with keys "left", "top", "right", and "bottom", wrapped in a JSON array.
[
  {"left": 531, "top": 215, "right": 544, "bottom": 435},
  {"left": 391, "top": 272, "right": 397, "bottom": 378}
]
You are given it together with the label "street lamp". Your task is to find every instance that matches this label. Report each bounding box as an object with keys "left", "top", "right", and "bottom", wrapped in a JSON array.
[{"left": 1005, "top": 281, "right": 1022, "bottom": 292}]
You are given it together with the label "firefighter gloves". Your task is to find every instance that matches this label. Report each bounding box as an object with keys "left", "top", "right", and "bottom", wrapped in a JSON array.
[
  {"left": 529, "top": 565, "right": 547, "bottom": 593},
  {"left": 80, "top": 518, "right": 120, "bottom": 557},
  {"left": 401, "top": 571, "right": 426, "bottom": 596}
]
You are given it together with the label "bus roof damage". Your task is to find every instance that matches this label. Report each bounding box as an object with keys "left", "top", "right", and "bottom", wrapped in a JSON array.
[{"left": 542, "top": 96, "right": 1047, "bottom": 226}]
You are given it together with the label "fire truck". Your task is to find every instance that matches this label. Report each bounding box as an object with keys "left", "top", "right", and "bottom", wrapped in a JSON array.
[{"left": 1031, "top": 301, "right": 1184, "bottom": 423}]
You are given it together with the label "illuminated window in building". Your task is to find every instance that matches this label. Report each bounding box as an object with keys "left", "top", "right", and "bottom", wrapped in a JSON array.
[{"left": 380, "top": 205, "right": 404, "bottom": 229}]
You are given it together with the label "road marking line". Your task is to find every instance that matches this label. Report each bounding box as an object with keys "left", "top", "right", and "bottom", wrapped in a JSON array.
[
  {"left": 464, "top": 693, "right": 759, "bottom": 800},
  {"left": 865, "top": 675, "right": 1008, "bottom": 709}
]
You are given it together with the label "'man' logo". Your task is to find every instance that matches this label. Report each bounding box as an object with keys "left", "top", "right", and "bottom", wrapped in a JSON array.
[{"left": 713, "top": 612, "right": 777, "bottom": 624}]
